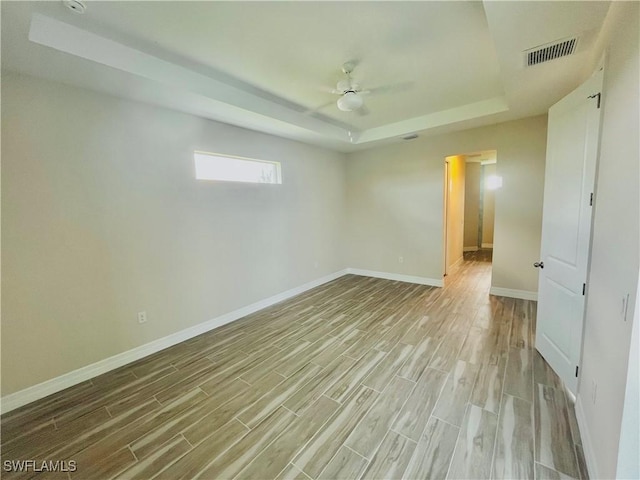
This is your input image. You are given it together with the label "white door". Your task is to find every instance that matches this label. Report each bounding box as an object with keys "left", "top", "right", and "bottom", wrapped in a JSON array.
[{"left": 535, "top": 70, "right": 603, "bottom": 394}]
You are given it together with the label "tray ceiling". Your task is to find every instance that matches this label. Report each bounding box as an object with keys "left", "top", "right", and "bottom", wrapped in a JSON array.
[{"left": 1, "top": 1, "right": 611, "bottom": 152}]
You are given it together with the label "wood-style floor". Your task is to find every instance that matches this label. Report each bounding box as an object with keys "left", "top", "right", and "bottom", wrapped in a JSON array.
[{"left": 1, "top": 251, "right": 589, "bottom": 480}]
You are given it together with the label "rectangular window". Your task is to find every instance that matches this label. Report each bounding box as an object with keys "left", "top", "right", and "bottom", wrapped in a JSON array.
[{"left": 194, "top": 151, "right": 281, "bottom": 184}]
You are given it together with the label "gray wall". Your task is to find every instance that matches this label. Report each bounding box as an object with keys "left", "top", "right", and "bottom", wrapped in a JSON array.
[
  {"left": 1, "top": 73, "right": 347, "bottom": 395},
  {"left": 345, "top": 115, "right": 548, "bottom": 293},
  {"left": 616, "top": 277, "right": 639, "bottom": 479},
  {"left": 463, "top": 162, "right": 481, "bottom": 249},
  {"left": 482, "top": 163, "right": 496, "bottom": 246},
  {"left": 578, "top": 2, "right": 640, "bottom": 477}
]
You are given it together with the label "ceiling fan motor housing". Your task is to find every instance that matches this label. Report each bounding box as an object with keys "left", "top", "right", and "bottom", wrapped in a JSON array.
[{"left": 337, "top": 79, "right": 361, "bottom": 93}]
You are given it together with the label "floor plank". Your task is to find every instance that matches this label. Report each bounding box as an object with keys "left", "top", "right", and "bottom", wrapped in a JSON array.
[
  {"left": 362, "top": 343, "right": 414, "bottom": 392},
  {"left": 403, "top": 416, "right": 459, "bottom": 480},
  {"left": 397, "top": 336, "right": 439, "bottom": 382},
  {"left": 189, "top": 407, "right": 297, "bottom": 480},
  {"left": 535, "top": 384, "right": 580, "bottom": 478},
  {"left": 71, "top": 447, "right": 136, "bottom": 480},
  {"left": 361, "top": 430, "right": 416, "bottom": 479},
  {"left": 293, "top": 386, "right": 378, "bottom": 478},
  {"left": 536, "top": 462, "right": 579, "bottom": 480},
  {"left": 492, "top": 394, "right": 534, "bottom": 479},
  {"left": 157, "top": 419, "right": 249, "bottom": 479},
  {"left": 433, "top": 360, "right": 480, "bottom": 426},
  {"left": 392, "top": 368, "right": 447, "bottom": 441},
  {"left": 275, "top": 463, "right": 313, "bottom": 480},
  {"left": 316, "top": 446, "right": 368, "bottom": 480},
  {"left": 236, "top": 396, "right": 339, "bottom": 479},
  {"left": 236, "top": 362, "right": 323, "bottom": 428},
  {"left": 324, "top": 348, "right": 386, "bottom": 403},
  {"left": 504, "top": 347, "right": 534, "bottom": 402},
  {"left": 283, "top": 355, "right": 356, "bottom": 415},
  {"left": 181, "top": 371, "right": 285, "bottom": 446},
  {"left": 118, "top": 435, "right": 191, "bottom": 480},
  {"left": 447, "top": 404, "right": 498, "bottom": 480},
  {"left": 344, "top": 376, "right": 415, "bottom": 458},
  {"left": 470, "top": 353, "right": 506, "bottom": 415},
  {"left": 533, "top": 350, "right": 563, "bottom": 390}
]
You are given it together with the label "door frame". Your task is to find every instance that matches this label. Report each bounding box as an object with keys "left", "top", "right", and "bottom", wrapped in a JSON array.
[{"left": 443, "top": 159, "right": 450, "bottom": 277}]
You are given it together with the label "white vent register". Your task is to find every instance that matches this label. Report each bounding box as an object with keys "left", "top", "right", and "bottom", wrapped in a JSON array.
[{"left": 524, "top": 36, "right": 579, "bottom": 66}]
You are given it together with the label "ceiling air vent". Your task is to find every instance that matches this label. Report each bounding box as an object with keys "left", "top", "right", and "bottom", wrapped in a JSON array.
[{"left": 524, "top": 36, "right": 579, "bottom": 67}]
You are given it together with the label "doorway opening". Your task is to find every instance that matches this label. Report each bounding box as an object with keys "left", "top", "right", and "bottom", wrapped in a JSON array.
[{"left": 443, "top": 150, "right": 499, "bottom": 283}]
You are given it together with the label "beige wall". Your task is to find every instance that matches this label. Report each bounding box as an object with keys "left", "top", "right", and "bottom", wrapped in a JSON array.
[
  {"left": 463, "top": 162, "right": 481, "bottom": 249},
  {"left": 482, "top": 163, "right": 496, "bottom": 246},
  {"left": 1, "top": 73, "right": 347, "bottom": 395},
  {"left": 578, "top": 2, "right": 639, "bottom": 477},
  {"left": 445, "top": 155, "right": 465, "bottom": 272},
  {"left": 345, "top": 115, "right": 547, "bottom": 291}
]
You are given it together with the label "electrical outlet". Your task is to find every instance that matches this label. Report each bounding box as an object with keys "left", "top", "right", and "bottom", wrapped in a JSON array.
[
  {"left": 137, "top": 311, "right": 147, "bottom": 324},
  {"left": 592, "top": 380, "right": 597, "bottom": 404},
  {"left": 399, "top": 256, "right": 404, "bottom": 264},
  {"left": 314, "top": 261, "right": 319, "bottom": 269}
]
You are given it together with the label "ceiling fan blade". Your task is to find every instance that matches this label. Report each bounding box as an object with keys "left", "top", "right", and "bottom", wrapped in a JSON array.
[
  {"left": 366, "top": 81, "right": 415, "bottom": 95},
  {"left": 319, "top": 86, "right": 344, "bottom": 95},
  {"left": 303, "top": 100, "right": 336, "bottom": 115},
  {"left": 356, "top": 104, "right": 371, "bottom": 116}
]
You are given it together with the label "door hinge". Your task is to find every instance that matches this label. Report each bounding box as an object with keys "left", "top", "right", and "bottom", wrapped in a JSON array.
[
  {"left": 588, "top": 92, "right": 601, "bottom": 108},
  {"left": 582, "top": 283, "right": 586, "bottom": 295},
  {"left": 575, "top": 366, "right": 579, "bottom": 377},
  {"left": 590, "top": 192, "right": 593, "bottom": 206}
]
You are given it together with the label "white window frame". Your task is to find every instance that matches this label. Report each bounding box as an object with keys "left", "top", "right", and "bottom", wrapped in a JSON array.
[{"left": 194, "top": 151, "right": 282, "bottom": 185}]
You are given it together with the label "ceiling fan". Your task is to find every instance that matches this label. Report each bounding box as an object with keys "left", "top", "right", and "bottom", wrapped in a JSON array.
[
  {"left": 317, "top": 62, "right": 413, "bottom": 116},
  {"left": 329, "top": 62, "right": 370, "bottom": 113}
]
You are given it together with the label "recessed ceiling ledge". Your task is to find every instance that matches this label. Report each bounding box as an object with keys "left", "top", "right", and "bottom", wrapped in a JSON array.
[
  {"left": 28, "top": 13, "right": 352, "bottom": 144},
  {"left": 355, "top": 96, "right": 510, "bottom": 144}
]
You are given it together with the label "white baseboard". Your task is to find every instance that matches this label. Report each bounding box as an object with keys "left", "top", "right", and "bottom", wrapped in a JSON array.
[
  {"left": 482, "top": 243, "right": 494, "bottom": 248},
  {"left": 0, "top": 269, "right": 348, "bottom": 414},
  {"left": 463, "top": 246, "right": 479, "bottom": 252},
  {"left": 347, "top": 268, "right": 444, "bottom": 288},
  {"left": 489, "top": 286, "right": 538, "bottom": 301},
  {"left": 4, "top": 265, "right": 515, "bottom": 413},
  {"left": 575, "top": 395, "right": 597, "bottom": 479}
]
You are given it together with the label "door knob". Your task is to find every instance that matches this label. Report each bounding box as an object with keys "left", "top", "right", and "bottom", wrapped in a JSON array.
[{"left": 534, "top": 261, "right": 544, "bottom": 269}]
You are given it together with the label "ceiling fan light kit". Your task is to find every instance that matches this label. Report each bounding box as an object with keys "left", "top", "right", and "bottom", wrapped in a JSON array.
[{"left": 337, "top": 92, "right": 364, "bottom": 112}]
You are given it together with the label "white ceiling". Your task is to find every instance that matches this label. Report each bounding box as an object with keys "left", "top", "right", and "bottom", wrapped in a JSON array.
[{"left": 1, "top": 1, "right": 612, "bottom": 152}]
